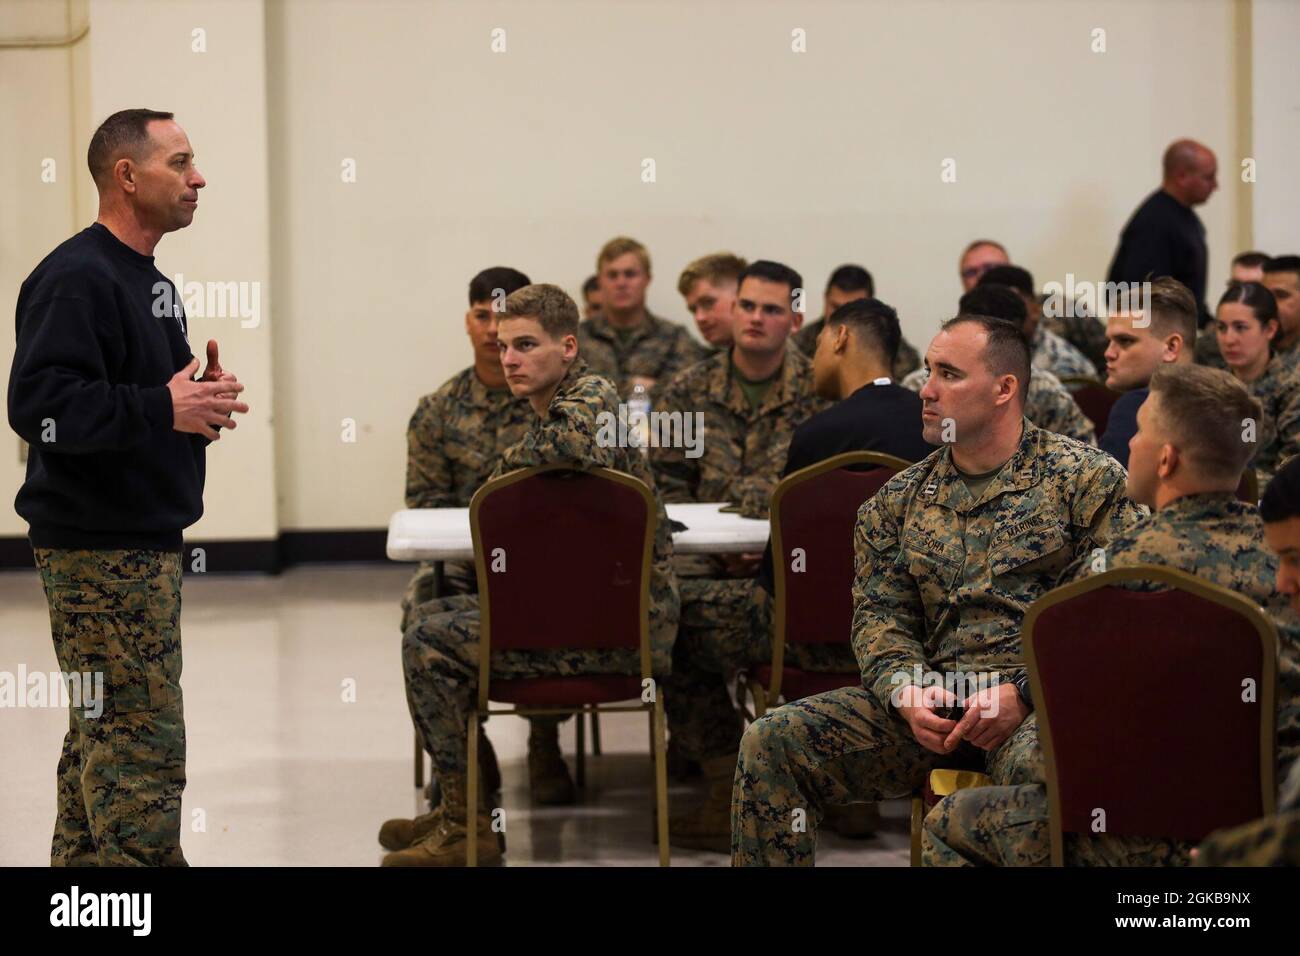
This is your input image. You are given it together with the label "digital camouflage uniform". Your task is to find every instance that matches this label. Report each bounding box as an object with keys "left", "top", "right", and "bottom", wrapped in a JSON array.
[
  {"left": 35, "top": 548, "right": 186, "bottom": 866},
  {"left": 791, "top": 318, "right": 921, "bottom": 381},
  {"left": 923, "top": 493, "right": 1300, "bottom": 866},
  {"left": 401, "top": 367, "right": 533, "bottom": 625},
  {"left": 1040, "top": 308, "right": 1108, "bottom": 377},
  {"left": 901, "top": 367, "right": 1096, "bottom": 446},
  {"left": 732, "top": 422, "right": 1142, "bottom": 865},
  {"left": 1195, "top": 759, "right": 1300, "bottom": 866},
  {"left": 650, "top": 346, "right": 828, "bottom": 529},
  {"left": 1031, "top": 327, "right": 1096, "bottom": 382},
  {"left": 667, "top": 578, "right": 857, "bottom": 763},
  {"left": 1240, "top": 357, "right": 1300, "bottom": 487},
  {"left": 650, "top": 346, "right": 828, "bottom": 761},
  {"left": 401, "top": 359, "right": 680, "bottom": 778},
  {"left": 576, "top": 311, "right": 708, "bottom": 400}
]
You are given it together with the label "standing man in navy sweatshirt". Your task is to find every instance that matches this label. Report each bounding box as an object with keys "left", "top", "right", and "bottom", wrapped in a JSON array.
[{"left": 7, "top": 109, "right": 248, "bottom": 866}]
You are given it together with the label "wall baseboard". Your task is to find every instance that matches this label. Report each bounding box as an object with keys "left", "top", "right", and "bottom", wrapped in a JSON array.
[{"left": 0, "top": 529, "right": 398, "bottom": 574}]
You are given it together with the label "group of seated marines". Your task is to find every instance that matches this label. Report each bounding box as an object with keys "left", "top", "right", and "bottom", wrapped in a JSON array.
[{"left": 377, "top": 236, "right": 1300, "bottom": 867}]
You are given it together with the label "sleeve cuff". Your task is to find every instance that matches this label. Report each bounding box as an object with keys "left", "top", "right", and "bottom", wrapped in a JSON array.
[{"left": 142, "top": 385, "right": 174, "bottom": 430}]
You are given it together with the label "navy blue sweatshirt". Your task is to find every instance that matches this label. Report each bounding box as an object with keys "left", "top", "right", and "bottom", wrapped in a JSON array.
[{"left": 8, "top": 223, "right": 205, "bottom": 551}]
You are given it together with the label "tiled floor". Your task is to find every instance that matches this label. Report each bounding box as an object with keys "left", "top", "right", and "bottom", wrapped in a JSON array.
[{"left": 0, "top": 564, "right": 909, "bottom": 866}]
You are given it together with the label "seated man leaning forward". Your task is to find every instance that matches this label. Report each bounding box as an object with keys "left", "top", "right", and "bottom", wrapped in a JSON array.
[
  {"left": 923, "top": 364, "right": 1300, "bottom": 866},
  {"left": 731, "top": 313, "right": 1142, "bottom": 866},
  {"left": 380, "top": 284, "right": 681, "bottom": 867}
]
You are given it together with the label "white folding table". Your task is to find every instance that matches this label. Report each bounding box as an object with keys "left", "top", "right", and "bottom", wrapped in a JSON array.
[{"left": 386, "top": 501, "right": 770, "bottom": 561}]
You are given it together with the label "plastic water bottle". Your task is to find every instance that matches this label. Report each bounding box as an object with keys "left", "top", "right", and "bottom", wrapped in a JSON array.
[{"left": 628, "top": 384, "right": 652, "bottom": 456}]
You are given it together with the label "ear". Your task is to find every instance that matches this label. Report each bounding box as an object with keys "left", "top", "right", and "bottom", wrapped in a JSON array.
[
  {"left": 1165, "top": 333, "right": 1186, "bottom": 361},
  {"left": 1158, "top": 442, "right": 1178, "bottom": 480},
  {"left": 994, "top": 373, "right": 1018, "bottom": 407},
  {"left": 114, "top": 158, "right": 136, "bottom": 193},
  {"left": 562, "top": 333, "right": 579, "bottom": 362},
  {"left": 832, "top": 324, "right": 850, "bottom": 355},
  {"left": 791, "top": 309, "right": 804, "bottom": 331}
]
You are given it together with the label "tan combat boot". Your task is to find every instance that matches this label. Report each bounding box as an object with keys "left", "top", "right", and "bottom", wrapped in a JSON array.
[
  {"left": 668, "top": 754, "right": 736, "bottom": 854},
  {"left": 381, "top": 772, "right": 502, "bottom": 867},
  {"left": 422, "top": 729, "right": 501, "bottom": 804},
  {"left": 528, "top": 719, "right": 576, "bottom": 805},
  {"left": 377, "top": 805, "right": 444, "bottom": 851}
]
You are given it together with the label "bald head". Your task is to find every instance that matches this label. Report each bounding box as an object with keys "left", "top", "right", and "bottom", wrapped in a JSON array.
[{"left": 1162, "top": 139, "right": 1217, "bottom": 206}]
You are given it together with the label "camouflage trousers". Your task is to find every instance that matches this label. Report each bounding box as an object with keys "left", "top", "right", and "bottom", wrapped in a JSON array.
[
  {"left": 731, "top": 685, "right": 1041, "bottom": 866},
  {"left": 402, "top": 562, "right": 569, "bottom": 736},
  {"left": 403, "top": 593, "right": 677, "bottom": 777},
  {"left": 921, "top": 783, "right": 1193, "bottom": 866},
  {"left": 34, "top": 548, "right": 186, "bottom": 867},
  {"left": 667, "top": 578, "right": 855, "bottom": 763},
  {"left": 919, "top": 734, "right": 1300, "bottom": 866},
  {"left": 1194, "top": 809, "right": 1300, "bottom": 866}
]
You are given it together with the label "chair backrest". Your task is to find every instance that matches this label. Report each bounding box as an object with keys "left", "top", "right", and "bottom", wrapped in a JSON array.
[
  {"left": 1024, "top": 565, "right": 1278, "bottom": 864},
  {"left": 470, "top": 465, "right": 656, "bottom": 694},
  {"left": 771, "top": 450, "right": 911, "bottom": 659},
  {"left": 1059, "top": 376, "right": 1120, "bottom": 440}
]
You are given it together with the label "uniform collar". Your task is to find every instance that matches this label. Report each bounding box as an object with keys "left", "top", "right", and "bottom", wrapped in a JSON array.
[
  {"left": 546, "top": 357, "right": 594, "bottom": 411},
  {"left": 587, "top": 311, "right": 661, "bottom": 345},
  {"left": 465, "top": 365, "right": 519, "bottom": 406},
  {"left": 918, "top": 419, "right": 1043, "bottom": 513},
  {"left": 1155, "top": 490, "right": 1250, "bottom": 521},
  {"left": 710, "top": 346, "right": 811, "bottom": 418}
]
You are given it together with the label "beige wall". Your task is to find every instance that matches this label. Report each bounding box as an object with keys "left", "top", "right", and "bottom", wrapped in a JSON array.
[
  {"left": 0, "top": 0, "right": 277, "bottom": 542},
  {"left": 0, "top": 0, "right": 1278, "bottom": 541},
  {"left": 1251, "top": 0, "right": 1300, "bottom": 253}
]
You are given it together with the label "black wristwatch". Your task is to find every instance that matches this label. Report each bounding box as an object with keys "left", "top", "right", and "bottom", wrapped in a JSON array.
[{"left": 1013, "top": 673, "right": 1034, "bottom": 711}]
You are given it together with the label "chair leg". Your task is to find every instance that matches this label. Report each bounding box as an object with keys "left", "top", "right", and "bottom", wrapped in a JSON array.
[
  {"left": 414, "top": 729, "right": 424, "bottom": 789},
  {"left": 575, "top": 709, "right": 586, "bottom": 789},
  {"left": 752, "top": 685, "right": 768, "bottom": 721},
  {"left": 467, "top": 715, "right": 479, "bottom": 868},
  {"left": 909, "top": 794, "right": 923, "bottom": 867},
  {"left": 653, "top": 695, "right": 670, "bottom": 866},
  {"left": 590, "top": 710, "right": 602, "bottom": 755}
]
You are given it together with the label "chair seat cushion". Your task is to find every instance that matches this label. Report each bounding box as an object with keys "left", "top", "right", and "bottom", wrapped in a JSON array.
[
  {"left": 751, "top": 666, "right": 859, "bottom": 702},
  {"left": 489, "top": 675, "right": 644, "bottom": 707}
]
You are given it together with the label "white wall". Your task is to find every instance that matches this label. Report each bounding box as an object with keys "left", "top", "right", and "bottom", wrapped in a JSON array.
[{"left": 0, "top": 0, "right": 1268, "bottom": 541}]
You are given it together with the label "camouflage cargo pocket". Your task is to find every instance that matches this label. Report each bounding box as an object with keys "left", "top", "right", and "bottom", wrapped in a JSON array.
[{"left": 50, "top": 580, "right": 179, "bottom": 715}]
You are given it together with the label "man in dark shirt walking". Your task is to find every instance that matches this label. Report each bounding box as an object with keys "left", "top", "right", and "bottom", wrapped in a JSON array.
[
  {"left": 7, "top": 109, "right": 247, "bottom": 866},
  {"left": 1107, "top": 138, "right": 1218, "bottom": 322}
]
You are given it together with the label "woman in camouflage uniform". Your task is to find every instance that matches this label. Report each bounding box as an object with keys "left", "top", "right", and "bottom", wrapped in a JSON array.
[{"left": 1215, "top": 281, "right": 1295, "bottom": 486}]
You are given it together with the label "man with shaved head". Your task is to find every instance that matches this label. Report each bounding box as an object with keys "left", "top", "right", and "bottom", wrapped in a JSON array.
[
  {"left": 8, "top": 108, "right": 247, "bottom": 865},
  {"left": 732, "top": 314, "right": 1142, "bottom": 866},
  {"left": 1107, "top": 138, "right": 1218, "bottom": 322}
]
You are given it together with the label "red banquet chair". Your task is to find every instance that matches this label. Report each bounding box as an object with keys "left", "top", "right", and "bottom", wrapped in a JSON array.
[
  {"left": 1024, "top": 565, "right": 1278, "bottom": 865},
  {"left": 466, "top": 464, "right": 669, "bottom": 866},
  {"left": 1059, "top": 375, "right": 1121, "bottom": 442},
  {"left": 741, "top": 450, "right": 913, "bottom": 719}
]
